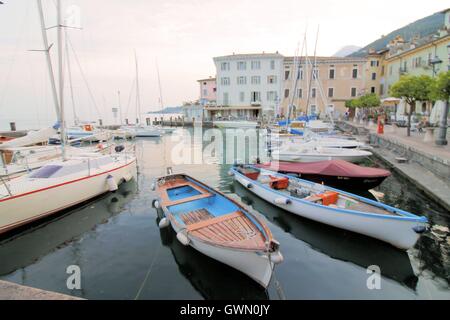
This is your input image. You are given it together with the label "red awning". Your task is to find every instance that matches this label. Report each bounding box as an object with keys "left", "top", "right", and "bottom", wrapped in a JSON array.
[{"left": 256, "top": 160, "right": 391, "bottom": 178}]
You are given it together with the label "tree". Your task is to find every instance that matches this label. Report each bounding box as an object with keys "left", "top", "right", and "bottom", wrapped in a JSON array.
[
  {"left": 389, "top": 75, "right": 433, "bottom": 136},
  {"left": 359, "top": 93, "right": 381, "bottom": 108},
  {"left": 431, "top": 71, "right": 450, "bottom": 145}
]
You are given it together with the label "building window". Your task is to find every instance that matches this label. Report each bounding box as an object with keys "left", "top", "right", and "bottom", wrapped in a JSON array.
[
  {"left": 203, "top": 89, "right": 208, "bottom": 97},
  {"left": 251, "top": 91, "right": 261, "bottom": 102},
  {"left": 239, "top": 92, "right": 245, "bottom": 102},
  {"left": 297, "top": 88, "right": 302, "bottom": 98},
  {"left": 310, "top": 105, "right": 317, "bottom": 114},
  {"left": 381, "top": 66, "right": 385, "bottom": 76},
  {"left": 270, "top": 60, "right": 275, "bottom": 70},
  {"left": 267, "top": 91, "right": 277, "bottom": 101},
  {"left": 311, "top": 88, "right": 316, "bottom": 98},
  {"left": 351, "top": 87, "right": 357, "bottom": 97},
  {"left": 237, "top": 61, "right": 246, "bottom": 70},
  {"left": 251, "top": 76, "right": 260, "bottom": 85},
  {"left": 312, "top": 68, "right": 319, "bottom": 80},
  {"left": 284, "top": 89, "right": 289, "bottom": 98},
  {"left": 329, "top": 68, "right": 335, "bottom": 79},
  {"left": 213, "top": 87, "right": 216, "bottom": 92},
  {"left": 223, "top": 92, "right": 229, "bottom": 105},
  {"left": 297, "top": 67, "right": 303, "bottom": 80},
  {"left": 220, "top": 62, "right": 230, "bottom": 71},
  {"left": 371, "top": 87, "right": 376, "bottom": 94},
  {"left": 328, "top": 87, "right": 334, "bottom": 98},
  {"left": 285, "top": 70, "right": 290, "bottom": 80},
  {"left": 267, "top": 75, "right": 277, "bottom": 84},
  {"left": 251, "top": 60, "right": 261, "bottom": 70},
  {"left": 220, "top": 77, "right": 230, "bottom": 85},
  {"left": 372, "top": 72, "right": 376, "bottom": 80},
  {"left": 237, "top": 76, "right": 247, "bottom": 85},
  {"left": 352, "top": 66, "right": 358, "bottom": 79},
  {"left": 379, "top": 84, "right": 384, "bottom": 95}
]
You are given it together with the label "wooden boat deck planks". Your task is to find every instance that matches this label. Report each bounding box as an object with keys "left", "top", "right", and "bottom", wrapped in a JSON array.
[{"left": 186, "top": 210, "right": 266, "bottom": 250}]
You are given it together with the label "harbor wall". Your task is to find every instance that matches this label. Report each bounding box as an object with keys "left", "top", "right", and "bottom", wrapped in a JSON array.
[{"left": 0, "top": 280, "right": 82, "bottom": 300}]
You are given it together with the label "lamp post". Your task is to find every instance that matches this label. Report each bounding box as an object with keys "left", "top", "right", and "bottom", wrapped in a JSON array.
[{"left": 435, "top": 46, "right": 449, "bottom": 146}]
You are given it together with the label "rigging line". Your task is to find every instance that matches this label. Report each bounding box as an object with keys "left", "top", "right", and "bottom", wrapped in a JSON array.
[
  {"left": 66, "top": 34, "right": 102, "bottom": 121},
  {"left": 305, "top": 26, "right": 319, "bottom": 116},
  {"left": 125, "top": 78, "right": 136, "bottom": 122},
  {"left": 156, "top": 58, "right": 164, "bottom": 110},
  {"left": 0, "top": 0, "right": 31, "bottom": 110},
  {"left": 65, "top": 27, "right": 77, "bottom": 125},
  {"left": 134, "top": 242, "right": 162, "bottom": 300}
]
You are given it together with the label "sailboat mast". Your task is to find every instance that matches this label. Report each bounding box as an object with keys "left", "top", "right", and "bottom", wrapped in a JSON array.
[
  {"left": 36, "top": 0, "right": 60, "bottom": 121},
  {"left": 134, "top": 51, "right": 141, "bottom": 125},
  {"left": 117, "top": 90, "right": 123, "bottom": 125},
  {"left": 57, "top": 0, "right": 67, "bottom": 160},
  {"left": 156, "top": 59, "right": 164, "bottom": 110}
]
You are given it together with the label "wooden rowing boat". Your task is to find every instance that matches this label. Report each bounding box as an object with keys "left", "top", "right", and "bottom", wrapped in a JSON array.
[
  {"left": 153, "top": 173, "right": 282, "bottom": 288},
  {"left": 231, "top": 165, "right": 428, "bottom": 250}
]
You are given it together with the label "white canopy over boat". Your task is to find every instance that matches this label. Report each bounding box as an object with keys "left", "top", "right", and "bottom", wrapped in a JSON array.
[{"left": 0, "top": 125, "right": 58, "bottom": 149}]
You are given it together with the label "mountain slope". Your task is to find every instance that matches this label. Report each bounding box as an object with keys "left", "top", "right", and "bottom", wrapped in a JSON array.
[
  {"left": 349, "top": 11, "right": 445, "bottom": 57},
  {"left": 333, "top": 45, "right": 361, "bottom": 57}
]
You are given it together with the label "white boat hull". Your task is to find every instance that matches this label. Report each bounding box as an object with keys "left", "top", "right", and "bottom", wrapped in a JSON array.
[
  {"left": 214, "top": 121, "right": 258, "bottom": 128},
  {"left": 274, "top": 152, "right": 370, "bottom": 163},
  {"left": 233, "top": 170, "right": 426, "bottom": 249},
  {"left": 0, "top": 159, "right": 137, "bottom": 234},
  {"left": 161, "top": 207, "right": 274, "bottom": 287}
]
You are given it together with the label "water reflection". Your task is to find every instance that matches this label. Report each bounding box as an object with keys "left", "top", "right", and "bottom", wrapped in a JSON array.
[
  {"left": 155, "top": 210, "right": 268, "bottom": 300},
  {"left": 233, "top": 181, "right": 419, "bottom": 290},
  {"left": 0, "top": 180, "right": 138, "bottom": 276}
]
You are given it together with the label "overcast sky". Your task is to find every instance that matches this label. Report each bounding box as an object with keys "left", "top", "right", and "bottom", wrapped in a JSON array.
[{"left": 0, "top": 0, "right": 446, "bottom": 129}]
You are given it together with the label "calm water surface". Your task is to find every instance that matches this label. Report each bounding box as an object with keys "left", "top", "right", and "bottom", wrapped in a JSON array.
[{"left": 0, "top": 128, "right": 449, "bottom": 299}]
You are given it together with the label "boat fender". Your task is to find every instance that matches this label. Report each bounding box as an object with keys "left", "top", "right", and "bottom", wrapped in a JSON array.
[
  {"left": 413, "top": 225, "right": 427, "bottom": 234},
  {"left": 246, "top": 183, "right": 252, "bottom": 189},
  {"left": 227, "top": 170, "right": 234, "bottom": 176},
  {"left": 176, "top": 231, "right": 190, "bottom": 246},
  {"left": 151, "top": 182, "right": 156, "bottom": 191},
  {"left": 152, "top": 199, "right": 160, "bottom": 209},
  {"left": 274, "top": 197, "right": 291, "bottom": 205},
  {"left": 270, "top": 251, "right": 284, "bottom": 264},
  {"left": 158, "top": 217, "right": 170, "bottom": 229},
  {"left": 123, "top": 173, "right": 133, "bottom": 182},
  {"left": 106, "top": 175, "right": 118, "bottom": 191}
]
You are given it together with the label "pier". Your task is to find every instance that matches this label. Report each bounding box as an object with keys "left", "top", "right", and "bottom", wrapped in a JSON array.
[
  {"left": 337, "top": 121, "right": 450, "bottom": 211},
  {"left": 0, "top": 280, "right": 82, "bottom": 300}
]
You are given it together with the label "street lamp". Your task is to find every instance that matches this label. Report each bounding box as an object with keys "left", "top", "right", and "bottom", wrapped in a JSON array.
[
  {"left": 435, "top": 46, "right": 450, "bottom": 146},
  {"left": 429, "top": 56, "right": 442, "bottom": 77}
]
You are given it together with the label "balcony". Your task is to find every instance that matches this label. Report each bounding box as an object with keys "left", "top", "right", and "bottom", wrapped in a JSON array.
[{"left": 250, "top": 101, "right": 261, "bottom": 106}]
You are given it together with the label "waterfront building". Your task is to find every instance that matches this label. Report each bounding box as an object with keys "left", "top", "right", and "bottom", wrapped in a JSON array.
[
  {"left": 377, "top": 16, "right": 450, "bottom": 113},
  {"left": 197, "top": 77, "right": 216, "bottom": 106},
  {"left": 210, "top": 52, "right": 284, "bottom": 120},
  {"left": 281, "top": 56, "right": 371, "bottom": 117}
]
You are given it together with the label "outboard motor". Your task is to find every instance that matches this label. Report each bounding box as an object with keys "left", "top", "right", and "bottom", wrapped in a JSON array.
[{"left": 115, "top": 145, "right": 125, "bottom": 153}]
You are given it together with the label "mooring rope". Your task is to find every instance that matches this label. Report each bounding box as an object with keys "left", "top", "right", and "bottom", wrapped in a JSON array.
[
  {"left": 272, "top": 273, "right": 286, "bottom": 300},
  {"left": 134, "top": 242, "right": 162, "bottom": 300}
]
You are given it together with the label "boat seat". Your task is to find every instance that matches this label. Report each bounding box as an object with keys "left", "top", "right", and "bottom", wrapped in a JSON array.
[
  {"left": 268, "top": 176, "right": 289, "bottom": 190},
  {"left": 305, "top": 191, "right": 339, "bottom": 206},
  {"left": 180, "top": 208, "right": 214, "bottom": 225}
]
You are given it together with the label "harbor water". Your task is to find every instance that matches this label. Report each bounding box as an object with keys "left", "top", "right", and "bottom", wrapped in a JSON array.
[{"left": 0, "top": 128, "right": 449, "bottom": 299}]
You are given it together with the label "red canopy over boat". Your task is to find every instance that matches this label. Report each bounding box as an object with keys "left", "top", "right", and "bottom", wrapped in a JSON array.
[{"left": 256, "top": 160, "right": 391, "bottom": 178}]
